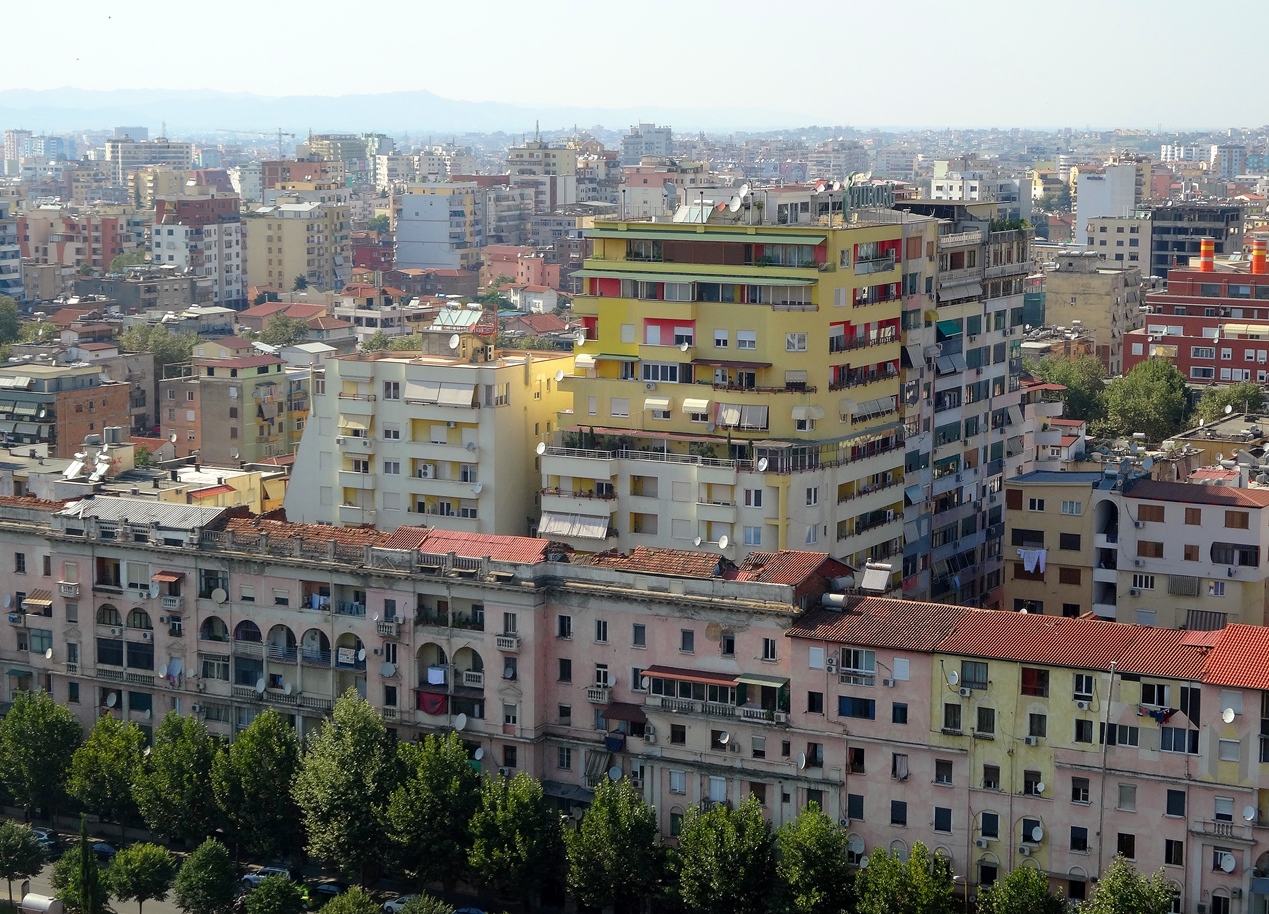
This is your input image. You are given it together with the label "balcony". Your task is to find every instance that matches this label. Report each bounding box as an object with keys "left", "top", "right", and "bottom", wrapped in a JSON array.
[
  {"left": 375, "top": 620, "right": 399, "bottom": 638},
  {"left": 335, "top": 435, "right": 375, "bottom": 453},
  {"left": 587, "top": 685, "right": 611, "bottom": 704},
  {"left": 460, "top": 669, "right": 485, "bottom": 689},
  {"left": 1092, "top": 567, "right": 1117, "bottom": 584},
  {"left": 123, "top": 671, "right": 154, "bottom": 686},
  {"left": 301, "top": 649, "right": 332, "bottom": 668},
  {"left": 160, "top": 595, "right": 183, "bottom": 612},
  {"left": 496, "top": 634, "right": 520, "bottom": 653},
  {"left": 300, "top": 695, "right": 332, "bottom": 713},
  {"left": 232, "top": 684, "right": 260, "bottom": 701},
  {"left": 57, "top": 582, "right": 80, "bottom": 597},
  {"left": 938, "top": 230, "right": 983, "bottom": 250},
  {"left": 1191, "top": 819, "right": 1254, "bottom": 843},
  {"left": 233, "top": 640, "right": 263, "bottom": 658},
  {"left": 338, "top": 471, "right": 375, "bottom": 490}
]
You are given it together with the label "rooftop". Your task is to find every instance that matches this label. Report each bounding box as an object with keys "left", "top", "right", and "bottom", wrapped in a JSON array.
[{"left": 1125, "top": 477, "right": 1269, "bottom": 508}]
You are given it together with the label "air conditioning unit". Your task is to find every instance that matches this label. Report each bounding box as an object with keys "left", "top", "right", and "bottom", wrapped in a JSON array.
[
  {"left": 975, "top": 838, "right": 990, "bottom": 849},
  {"left": 1025, "top": 735, "right": 1039, "bottom": 747},
  {"left": 839, "top": 817, "right": 851, "bottom": 828},
  {"left": 446, "top": 421, "right": 457, "bottom": 429},
  {"left": 958, "top": 687, "right": 972, "bottom": 698},
  {"left": 190, "top": 703, "right": 201, "bottom": 714},
  {"left": 1130, "top": 588, "right": 1141, "bottom": 597},
  {"left": 882, "top": 678, "right": 896, "bottom": 688},
  {"left": 142, "top": 631, "right": 153, "bottom": 641},
  {"left": 730, "top": 743, "right": 741, "bottom": 753},
  {"left": 825, "top": 656, "right": 838, "bottom": 673},
  {"left": 419, "top": 466, "right": 435, "bottom": 479},
  {"left": 498, "top": 767, "right": 514, "bottom": 778},
  {"left": 644, "top": 382, "right": 657, "bottom": 391},
  {"left": 1134, "top": 521, "right": 1145, "bottom": 529},
  {"left": 158, "top": 615, "right": 168, "bottom": 625},
  {"left": 1018, "top": 845, "right": 1032, "bottom": 857},
  {"left": 1134, "top": 559, "right": 1145, "bottom": 567},
  {"left": 644, "top": 725, "right": 655, "bottom": 738},
  {"left": 110, "top": 627, "right": 120, "bottom": 636},
  {"left": 1076, "top": 700, "right": 1090, "bottom": 711}
]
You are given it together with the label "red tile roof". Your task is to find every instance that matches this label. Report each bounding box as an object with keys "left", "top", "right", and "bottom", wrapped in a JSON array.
[
  {"left": 584, "top": 547, "right": 719, "bottom": 578},
  {"left": 380, "top": 526, "right": 431, "bottom": 551},
  {"left": 1127, "top": 478, "right": 1269, "bottom": 507},
  {"left": 77, "top": 342, "right": 118, "bottom": 351},
  {"left": 206, "top": 336, "right": 255, "bottom": 351},
  {"left": 308, "top": 316, "right": 354, "bottom": 330},
  {"left": 1048, "top": 418, "right": 1084, "bottom": 427},
  {"left": 129, "top": 436, "right": 169, "bottom": 450},
  {"left": 415, "top": 529, "right": 550, "bottom": 564},
  {"left": 223, "top": 515, "right": 392, "bottom": 547},
  {"left": 731, "top": 552, "right": 851, "bottom": 586},
  {"left": 1202, "top": 624, "right": 1269, "bottom": 689},
  {"left": 49, "top": 309, "right": 96, "bottom": 326},
  {"left": 240, "top": 301, "right": 293, "bottom": 319},
  {"left": 788, "top": 598, "right": 967, "bottom": 653},
  {"left": 939, "top": 610, "right": 1140, "bottom": 671},
  {"left": 0, "top": 495, "right": 66, "bottom": 511},
  {"left": 189, "top": 484, "right": 236, "bottom": 498}
]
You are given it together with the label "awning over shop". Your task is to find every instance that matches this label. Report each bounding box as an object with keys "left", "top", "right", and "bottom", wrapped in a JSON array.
[
  {"left": 602, "top": 702, "right": 648, "bottom": 724},
  {"left": 682, "top": 397, "right": 710, "bottom": 413},
  {"left": 642, "top": 665, "right": 738, "bottom": 687},
  {"left": 538, "top": 512, "right": 610, "bottom": 540},
  {"left": 436, "top": 383, "right": 475, "bottom": 408}
]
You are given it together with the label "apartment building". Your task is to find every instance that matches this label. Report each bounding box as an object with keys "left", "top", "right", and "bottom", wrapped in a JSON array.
[
  {"left": 260, "top": 160, "right": 347, "bottom": 192},
  {"left": 153, "top": 195, "right": 247, "bottom": 309},
  {"left": 0, "top": 363, "right": 130, "bottom": 457},
  {"left": 283, "top": 343, "right": 572, "bottom": 534},
  {"left": 620, "top": 124, "right": 673, "bottom": 167},
  {"left": 103, "top": 138, "right": 195, "bottom": 185},
  {"left": 1148, "top": 203, "right": 1244, "bottom": 280},
  {"left": 1042, "top": 252, "right": 1143, "bottom": 375},
  {"left": 1085, "top": 210, "right": 1152, "bottom": 272},
  {"left": 159, "top": 345, "right": 308, "bottom": 463},
  {"left": 1004, "top": 468, "right": 1269, "bottom": 628},
  {"left": 0, "top": 195, "right": 22, "bottom": 301},
  {"left": 393, "top": 184, "right": 480, "bottom": 271},
  {"left": 19, "top": 206, "right": 137, "bottom": 273},
  {"left": 245, "top": 197, "right": 351, "bottom": 292}
]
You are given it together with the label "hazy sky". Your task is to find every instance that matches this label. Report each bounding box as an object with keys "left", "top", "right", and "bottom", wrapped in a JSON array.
[{"left": 3, "top": 0, "right": 1266, "bottom": 129}]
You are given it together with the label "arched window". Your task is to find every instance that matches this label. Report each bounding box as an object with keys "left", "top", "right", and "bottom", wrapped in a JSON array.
[
  {"left": 96, "top": 604, "right": 121, "bottom": 626},
  {"left": 127, "top": 608, "right": 152, "bottom": 630}
]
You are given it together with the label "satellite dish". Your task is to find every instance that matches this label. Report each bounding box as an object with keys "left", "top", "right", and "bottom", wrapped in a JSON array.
[
  {"left": 555, "top": 369, "right": 565, "bottom": 382},
  {"left": 1142, "top": 456, "right": 1154, "bottom": 471},
  {"left": 706, "top": 422, "right": 716, "bottom": 433},
  {"left": 535, "top": 441, "right": 547, "bottom": 455},
  {"left": 718, "top": 535, "right": 729, "bottom": 550},
  {"left": 718, "top": 731, "right": 731, "bottom": 745},
  {"left": 230, "top": 449, "right": 239, "bottom": 460},
  {"left": 948, "top": 670, "right": 960, "bottom": 685},
  {"left": 757, "top": 457, "right": 769, "bottom": 472},
  {"left": 44, "top": 648, "right": 53, "bottom": 660},
  {"left": 1221, "top": 853, "right": 1236, "bottom": 874},
  {"left": 608, "top": 766, "right": 622, "bottom": 781},
  {"left": 728, "top": 196, "right": 743, "bottom": 212},
  {"left": 210, "top": 588, "right": 227, "bottom": 604},
  {"left": 680, "top": 341, "right": 690, "bottom": 352},
  {"left": 372, "top": 613, "right": 380, "bottom": 622},
  {"left": 1034, "top": 782, "right": 1046, "bottom": 796},
  {"left": 570, "top": 805, "right": 584, "bottom": 820},
  {"left": 454, "top": 712, "right": 468, "bottom": 731},
  {"left": 693, "top": 536, "right": 703, "bottom": 547},
  {"left": 859, "top": 856, "right": 870, "bottom": 869},
  {"left": 1244, "top": 805, "right": 1258, "bottom": 822},
  {"left": 1129, "top": 442, "right": 1138, "bottom": 456},
  {"left": 144, "top": 708, "right": 152, "bottom": 719},
  {"left": 380, "top": 662, "right": 396, "bottom": 678},
  {"left": 283, "top": 682, "right": 293, "bottom": 695},
  {"left": 448, "top": 334, "right": 460, "bottom": 350},
  {"left": 797, "top": 752, "right": 807, "bottom": 770},
  {"left": 849, "top": 837, "right": 865, "bottom": 855},
  {"left": 168, "top": 432, "right": 177, "bottom": 443},
  {"left": 738, "top": 183, "right": 751, "bottom": 197},
  {"left": 2, "top": 596, "right": 9, "bottom": 609},
  {"left": 255, "top": 678, "right": 266, "bottom": 694},
  {"left": 641, "top": 676, "right": 650, "bottom": 690},
  {"left": 1223, "top": 707, "right": 1237, "bottom": 723},
  {"left": 357, "top": 648, "right": 367, "bottom": 662},
  {"left": 466, "top": 440, "right": 477, "bottom": 452},
  {"left": 474, "top": 747, "right": 485, "bottom": 760},
  {"left": 1031, "top": 825, "right": 1044, "bottom": 842},
  {"left": 473, "top": 483, "right": 483, "bottom": 494},
  {"left": 149, "top": 582, "right": 160, "bottom": 599},
  {"left": 1226, "top": 404, "right": 1235, "bottom": 415},
  {"left": 105, "top": 692, "right": 117, "bottom": 708}
]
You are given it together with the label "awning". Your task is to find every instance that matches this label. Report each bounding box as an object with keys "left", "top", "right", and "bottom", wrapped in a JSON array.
[
  {"left": 6, "top": 669, "right": 30, "bottom": 678},
  {"left": 740, "top": 404, "right": 768, "bottom": 428},
  {"left": 0, "top": 402, "right": 13, "bottom": 413},
  {"left": 717, "top": 403, "right": 741, "bottom": 426},
  {"left": 938, "top": 281, "right": 983, "bottom": 302},
  {"left": 0, "top": 423, "right": 13, "bottom": 435},
  {"left": 11, "top": 403, "right": 38, "bottom": 418},
  {"left": 603, "top": 702, "right": 648, "bottom": 723},
  {"left": 642, "top": 665, "right": 738, "bottom": 687},
  {"left": 576, "top": 269, "right": 814, "bottom": 287},
  {"left": 936, "top": 319, "right": 963, "bottom": 337},
  {"left": 904, "top": 485, "right": 924, "bottom": 505},
  {"left": 936, "top": 356, "right": 956, "bottom": 375},
  {"left": 538, "top": 511, "right": 610, "bottom": 540},
  {"left": 542, "top": 781, "right": 594, "bottom": 803},
  {"left": 404, "top": 379, "right": 442, "bottom": 403},
  {"left": 21, "top": 590, "right": 52, "bottom": 608},
  {"left": 338, "top": 417, "right": 367, "bottom": 431},
  {"left": 691, "top": 358, "right": 772, "bottom": 369},
  {"left": 597, "top": 353, "right": 639, "bottom": 362},
  {"left": 838, "top": 398, "right": 857, "bottom": 415},
  {"left": 949, "top": 352, "right": 968, "bottom": 372},
  {"left": 587, "top": 229, "right": 826, "bottom": 245},
  {"left": 734, "top": 672, "right": 789, "bottom": 688},
  {"left": 924, "top": 310, "right": 939, "bottom": 321},
  {"left": 574, "top": 354, "right": 596, "bottom": 370},
  {"left": 682, "top": 397, "right": 710, "bottom": 413},
  {"left": 644, "top": 397, "right": 670, "bottom": 411},
  {"left": 792, "top": 405, "right": 825, "bottom": 421},
  {"left": 903, "top": 344, "right": 924, "bottom": 368},
  {"left": 14, "top": 423, "right": 39, "bottom": 435},
  {"left": 436, "top": 382, "right": 475, "bottom": 408},
  {"left": 1008, "top": 405, "right": 1024, "bottom": 426},
  {"left": 152, "top": 571, "right": 185, "bottom": 583}
]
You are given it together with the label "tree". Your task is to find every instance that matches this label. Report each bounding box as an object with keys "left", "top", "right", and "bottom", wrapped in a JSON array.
[
  {"left": 976, "top": 864, "right": 1066, "bottom": 914},
  {"left": 173, "top": 839, "right": 237, "bottom": 914},
  {"left": 0, "top": 820, "right": 46, "bottom": 906},
  {"left": 244, "top": 876, "right": 303, "bottom": 914},
  {"left": 259, "top": 314, "right": 310, "bottom": 347},
  {"left": 387, "top": 333, "right": 428, "bottom": 351},
  {"left": 773, "top": 803, "right": 852, "bottom": 914},
  {"left": 361, "top": 330, "right": 391, "bottom": 352},
  {"left": 292, "top": 276, "right": 308, "bottom": 292},
  {"left": 51, "top": 819, "right": 108, "bottom": 914},
  {"left": 0, "top": 296, "right": 22, "bottom": 345},
  {"left": 566, "top": 778, "right": 662, "bottom": 914},
  {"left": 396, "top": 898, "right": 453, "bottom": 914},
  {"left": 468, "top": 773, "right": 564, "bottom": 904},
  {"left": 133, "top": 446, "right": 152, "bottom": 467},
  {"left": 1100, "top": 359, "right": 1190, "bottom": 441},
  {"left": 109, "top": 250, "right": 148, "bottom": 275},
  {"left": 317, "top": 887, "right": 378, "bottom": 914},
  {"left": 1080, "top": 855, "right": 1173, "bottom": 914},
  {"left": 1032, "top": 354, "right": 1106, "bottom": 423},
  {"left": 367, "top": 215, "right": 390, "bottom": 234},
  {"left": 0, "top": 689, "right": 81, "bottom": 817},
  {"left": 132, "top": 712, "right": 222, "bottom": 845},
  {"left": 387, "top": 732, "right": 480, "bottom": 893},
  {"left": 673, "top": 797, "right": 775, "bottom": 914},
  {"left": 108, "top": 844, "right": 176, "bottom": 914},
  {"left": 293, "top": 688, "right": 400, "bottom": 882},
  {"left": 118, "top": 324, "right": 198, "bottom": 377},
  {"left": 854, "top": 842, "right": 953, "bottom": 914},
  {"left": 68, "top": 716, "right": 146, "bottom": 835},
  {"left": 212, "top": 709, "right": 301, "bottom": 860},
  {"left": 1195, "top": 379, "right": 1265, "bottom": 423}
]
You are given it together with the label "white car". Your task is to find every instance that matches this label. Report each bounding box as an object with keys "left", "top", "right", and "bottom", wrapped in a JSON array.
[
  {"left": 380, "top": 895, "right": 418, "bottom": 914},
  {"left": 241, "top": 867, "right": 296, "bottom": 889}
]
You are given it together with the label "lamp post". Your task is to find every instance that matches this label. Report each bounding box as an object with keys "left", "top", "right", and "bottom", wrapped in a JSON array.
[{"left": 953, "top": 874, "right": 971, "bottom": 914}]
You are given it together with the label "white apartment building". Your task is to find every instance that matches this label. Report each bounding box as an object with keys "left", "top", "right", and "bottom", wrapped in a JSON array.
[
  {"left": 150, "top": 220, "right": 246, "bottom": 309},
  {"left": 103, "top": 138, "right": 195, "bottom": 185},
  {"left": 0, "top": 196, "right": 22, "bottom": 301},
  {"left": 1075, "top": 164, "right": 1139, "bottom": 239},
  {"left": 284, "top": 344, "right": 573, "bottom": 535},
  {"left": 620, "top": 124, "right": 672, "bottom": 167}
]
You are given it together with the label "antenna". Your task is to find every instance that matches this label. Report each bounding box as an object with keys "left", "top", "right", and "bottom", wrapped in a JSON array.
[
  {"left": 680, "top": 341, "right": 690, "bottom": 352},
  {"left": 948, "top": 670, "right": 960, "bottom": 686},
  {"left": 106, "top": 692, "right": 117, "bottom": 708},
  {"left": 472, "top": 483, "right": 483, "bottom": 494},
  {"left": 474, "top": 747, "right": 485, "bottom": 761},
  {"left": 796, "top": 752, "right": 807, "bottom": 770},
  {"left": 607, "top": 766, "right": 622, "bottom": 781},
  {"left": 1031, "top": 825, "right": 1044, "bottom": 842},
  {"left": 693, "top": 536, "right": 703, "bottom": 547},
  {"left": 718, "top": 731, "right": 731, "bottom": 745},
  {"left": 254, "top": 678, "right": 266, "bottom": 695},
  {"left": 728, "top": 195, "right": 743, "bottom": 212},
  {"left": 283, "top": 682, "right": 293, "bottom": 696},
  {"left": 466, "top": 440, "right": 477, "bottom": 452}
]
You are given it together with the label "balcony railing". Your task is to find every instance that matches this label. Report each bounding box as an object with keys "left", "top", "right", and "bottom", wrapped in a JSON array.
[
  {"left": 587, "top": 685, "right": 611, "bottom": 704},
  {"left": 710, "top": 383, "right": 818, "bottom": 394},
  {"left": 301, "top": 649, "right": 331, "bottom": 667},
  {"left": 267, "top": 644, "right": 298, "bottom": 663},
  {"left": 460, "top": 670, "right": 485, "bottom": 689},
  {"left": 57, "top": 582, "right": 80, "bottom": 597},
  {"left": 496, "top": 634, "right": 521, "bottom": 652},
  {"left": 375, "top": 620, "right": 399, "bottom": 637},
  {"left": 829, "top": 333, "right": 898, "bottom": 354}
]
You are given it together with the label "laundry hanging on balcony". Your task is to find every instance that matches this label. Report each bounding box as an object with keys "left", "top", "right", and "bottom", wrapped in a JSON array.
[{"left": 1017, "top": 549, "right": 1047, "bottom": 574}]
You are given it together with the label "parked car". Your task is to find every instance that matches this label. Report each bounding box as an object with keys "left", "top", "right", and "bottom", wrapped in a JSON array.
[
  {"left": 92, "top": 842, "right": 117, "bottom": 863},
  {"left": 241, "top": 866, "right": 296, "bottom": 889},
  {"left": 380, "top": 896, "right": 417, "bottom": 914},
  {"left": 306, "top": 881, "right": 348, "bottom": 910},
  {"left": 453, "top": 907, "right": 486, "bottom": 914},
  {"left": 32, "top": 828, "right": 61, "bottom": 859}
]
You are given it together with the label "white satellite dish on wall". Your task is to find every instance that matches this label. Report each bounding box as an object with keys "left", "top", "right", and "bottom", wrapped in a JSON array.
[
  {"left": 608, "top": 766, "right": 622, "bottom": 781},
  {"left": 357, "top": 648, "right": 367, "bottom": 662},
  {"left": 1223, "top": 707, "right": 1237, "bottom": 723},
  {"left": 44, "top": 648, "right": 52, "bottom": 660},
  {"left": 718, "top": 731, "right": 731, "bottom": 745},
  {"left": 1221, "top": 853, "right": 1236, "bottom": 874},
  {"left": 717, "top": 535, "right": 729, "bottom": 550},
  {"left": 796, "top": 752, "right": 807, "bottom": 770},
  {"left": 380, "top": 662, "right": 395, "bottom": 678},
  {"left": 210, "top": 588, "right": 227, "bottom": 604},
  {"left": 149, "top": 582, "right": 160, "bottom": 599},
  {"left": 1034, "top": 782, "right": 1046, "bottom": 796},
  {"left": 474, "top": 747, "right": 485, "bottom": 761},
  {"left": 283, "top": 682, "right": 293, "bottom": 696},
  {"left": 947, "top": 670, "right": 959, "bottom": 686},
  {"left": 757, "top": 457, "right": 769, "bottom": 472},
  {"left": 859, "top": 856, "right": 870, "bottom": 869},
  {"left": 555, "top": 369, "right": 565, "bottom": 382},
  {"left": 105, "top": 692, "right": 117, "bottom": 708},
  {"left": 535, "top": 441, "right": 547, "bottom": 455},
  {"left": 144, "top": 708, "right": 152, "bottom": 719},
  {"left": 1031, "top": 825, "right": 1044, "bottom": 842},
  {"left": 849, "top": 837, "right": 865, "bottom": 855},
  {"left": 448, "top": 334, "right": 460, "bottom": 350},
  {"left": 680, "top": 341, "right": 690, "bottom": 352},
  {"left": 693, "top": 537, "right": 702, "bottom": 547},
  {"left": 454, "top": 712, "right": 468, "bottom": 731},
  {"left": 472, "top": 483, "right": 483, "bottom": 494},
  {"left": 255, "top": 678, "right": 266, "bottom": 694},
  {"left": 1244, "top": 805, "right": 1258, "bottom": 822}
]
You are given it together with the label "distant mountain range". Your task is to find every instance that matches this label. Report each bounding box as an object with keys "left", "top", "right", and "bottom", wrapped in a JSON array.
[{"left": 0, "top": 87, "right": 800, "bottom": 135}]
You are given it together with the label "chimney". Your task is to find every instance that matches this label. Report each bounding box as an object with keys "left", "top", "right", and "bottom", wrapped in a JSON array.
[
  {"left": 1253, "top": 239, "right": 1267, "bottom": 275},
  {"left": 1200, "top": 238, "right": 1215, "bottom": 272}
]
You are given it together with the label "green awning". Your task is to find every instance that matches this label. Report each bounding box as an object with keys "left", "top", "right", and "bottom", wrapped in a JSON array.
[
  {"left": 936, "top": 320, "right": 963, "bottom": 336},
  {"left": 576, "top": 269, "right": 814, "bottom": 287},
  {"left": 734, "top": 672, "right": 790, "bottom": 688},
  {"left": 588, "top": 229, "right": 827, "bottom": 245},
  {"left": 596, "top": 353, "right": 639, "bottom": 362},
  {"left": 6, "top": 669, "right": 30, "bottom": 677}
]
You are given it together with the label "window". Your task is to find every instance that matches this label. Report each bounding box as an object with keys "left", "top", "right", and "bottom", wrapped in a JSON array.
[
  {"left": 1226, "top": 510, "right": 1250, "bottom": 529},
  {"left": 1072, "top": 777, "right": 1090, "bottom": 803},
  {"left": 891, "top": 801, "right": 907, "bottom": 826},
  {"left": 892, "top": 753, "right": 909, "bottom": 780},
  {"left": 1166, "top": 789, "right": 1186, "bottom": 817},
  {"left": 1158, "top": 839, "right": 1183, "bottom": 868},
  {"left": 807, "top": 691, "right": 824, "bottom": 714},
  {"left": 737, "top": 330, "right": 756, "bottom": 350},
  {"left": 632, "top": 623, "right": 646, "bottom": 647},
  {"left": 714, "top": 330, "right": 728, "bottom": 348},
  {"left": 556, "top": 746, "right": 572, "bottom": 770},
  {"left": 13, "top": 553, "right": 24, "bottom": 574},
  {"left": 838, "top": 696, "right": 876, "bottom": 720},
  {"left": 1161, "top": 727, "right": 1199, "bottom": 754},
  {"left": 670, "top": 725, "right": 685, "bottom": 745},
  {"left": 805, "top": 486, "right": 818, "bottom": 506},
  {"left": 1059, "top": 532, "right": 1082, "bottom": 551},
  {"left": 1219, "top": 738, "right": 1240, "bottom": 761},
  {"left": 892, "top": 703, "right": 908, "bottom": 724},
  {"left": 383, "top": 381, "right": 400, "bottom": 400},
  {"left": 1069, "top": 826, "right": 1088, "bottom": 853},
  {"left": 935, "top": 759, "right": 953, "bottom": 785},
  {"left": 721, "top": 633, "right": 735, "bottom": 656},
  {"left": 1021, "top": 667, "right": 1049, "bottom": 697},
  {"left": 1061, "top": 500, "right": 1082, "bottom": 515},
  {"left": 1185, "top": 507, "right": 1202, "bottom": 525},
  {"left": 744, "top": 488, "right": 763, "bottom": 507},
  {"left": 743, "top": 526, "right": 762, "bottom": 546},
  {"left": 383, "top": 460, "right": 399, "bottom": 475},
  {"left": 1192, "top": 346, "right": 1216, "bottom": 359},
  {"left": 1024, "top": 770, "right": 1043, "bottom": 795},
  {"left": 594, "top": 664, "right": 609, "bottom": 687},
  {"left": 1215, "top": 797, "right": 1235, "bottom": 821},
  {"left": 557, "top": 615, "right": 572, "bottom": 639},
  {"left": 1022, "top": 817, "right": 1041, "bottom": 844},
  {"left": 595, "top": 619, "right": 608, "bottom": 643},
  {"left": 847, "top": 793, "right": 863, "bottom": 821},
  {"left": 1028, "top": 498, "right": 1045, "bottom": 511},
  {"left": 976, "top": 706, "right": 995, "bottom": 735},
  {"left": 669, "top": 769, "right": 686, "bottom": 794},
  {"left": 1118, "top": 783, "right": 1137, "bottom": 811},
  {"left": 762, "top": 638, "right": 777, "bottom": 661},
  {"left": 557, "top": 659, "right": 571, "bottom": 682},
  {"left": 1059, "top": 567, "right": 1082, "bottom": 585},
  {"left": 1118, "top": 833, "right": 1136, "bottom": 859},
  {"left": 961, "top": 661, "right": 988, "bottom": 690},
  {"left": 1137, "top": 541, "right": 1164, "bottom": 558},
  {"left": 943, "top": 703, "right": 962, "bottom": 732},
  {"left": 1185, "top": 544, "right": 1200, "bottom": 561},
  {"left": 1101, "top": 723, "right": 1140, "bottom": 747},
  {"left": 983, "top": 765, "right": 1000, "bottom": 790},
  {"left": 981, "top": 812, "right": 999, "bottom": 839},
  {"left": 1075, "top": 719, "right": 1094, "bottom": 743},
  {"left": 680, "top": 629, "right": 694, "bottom": 653},
  {"left": 933, "top": 807, "right": 952, "bottom": 833},
  {"left": 785, "top": 333, "right": 807, "bottom": 352},
  {"left": 848, "top": 747, "right": 864, "bottom": 773},
  {"left": 752, "top": 736, "right": 766, "bottom": 759}
]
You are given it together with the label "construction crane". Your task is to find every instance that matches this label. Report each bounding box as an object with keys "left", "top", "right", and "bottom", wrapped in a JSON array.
[{"left": 215, "top": 128, "right": 297, "bottom": 159}]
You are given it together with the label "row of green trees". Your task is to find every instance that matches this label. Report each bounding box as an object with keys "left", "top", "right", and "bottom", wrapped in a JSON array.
[{"left": 1032, "top": 355, "right": 1264, "bottom": 442}]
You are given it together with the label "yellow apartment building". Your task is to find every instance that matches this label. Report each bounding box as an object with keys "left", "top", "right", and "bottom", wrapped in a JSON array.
[{"left": 1003, "top": 471, "right": 1102, "bottom": 616}]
